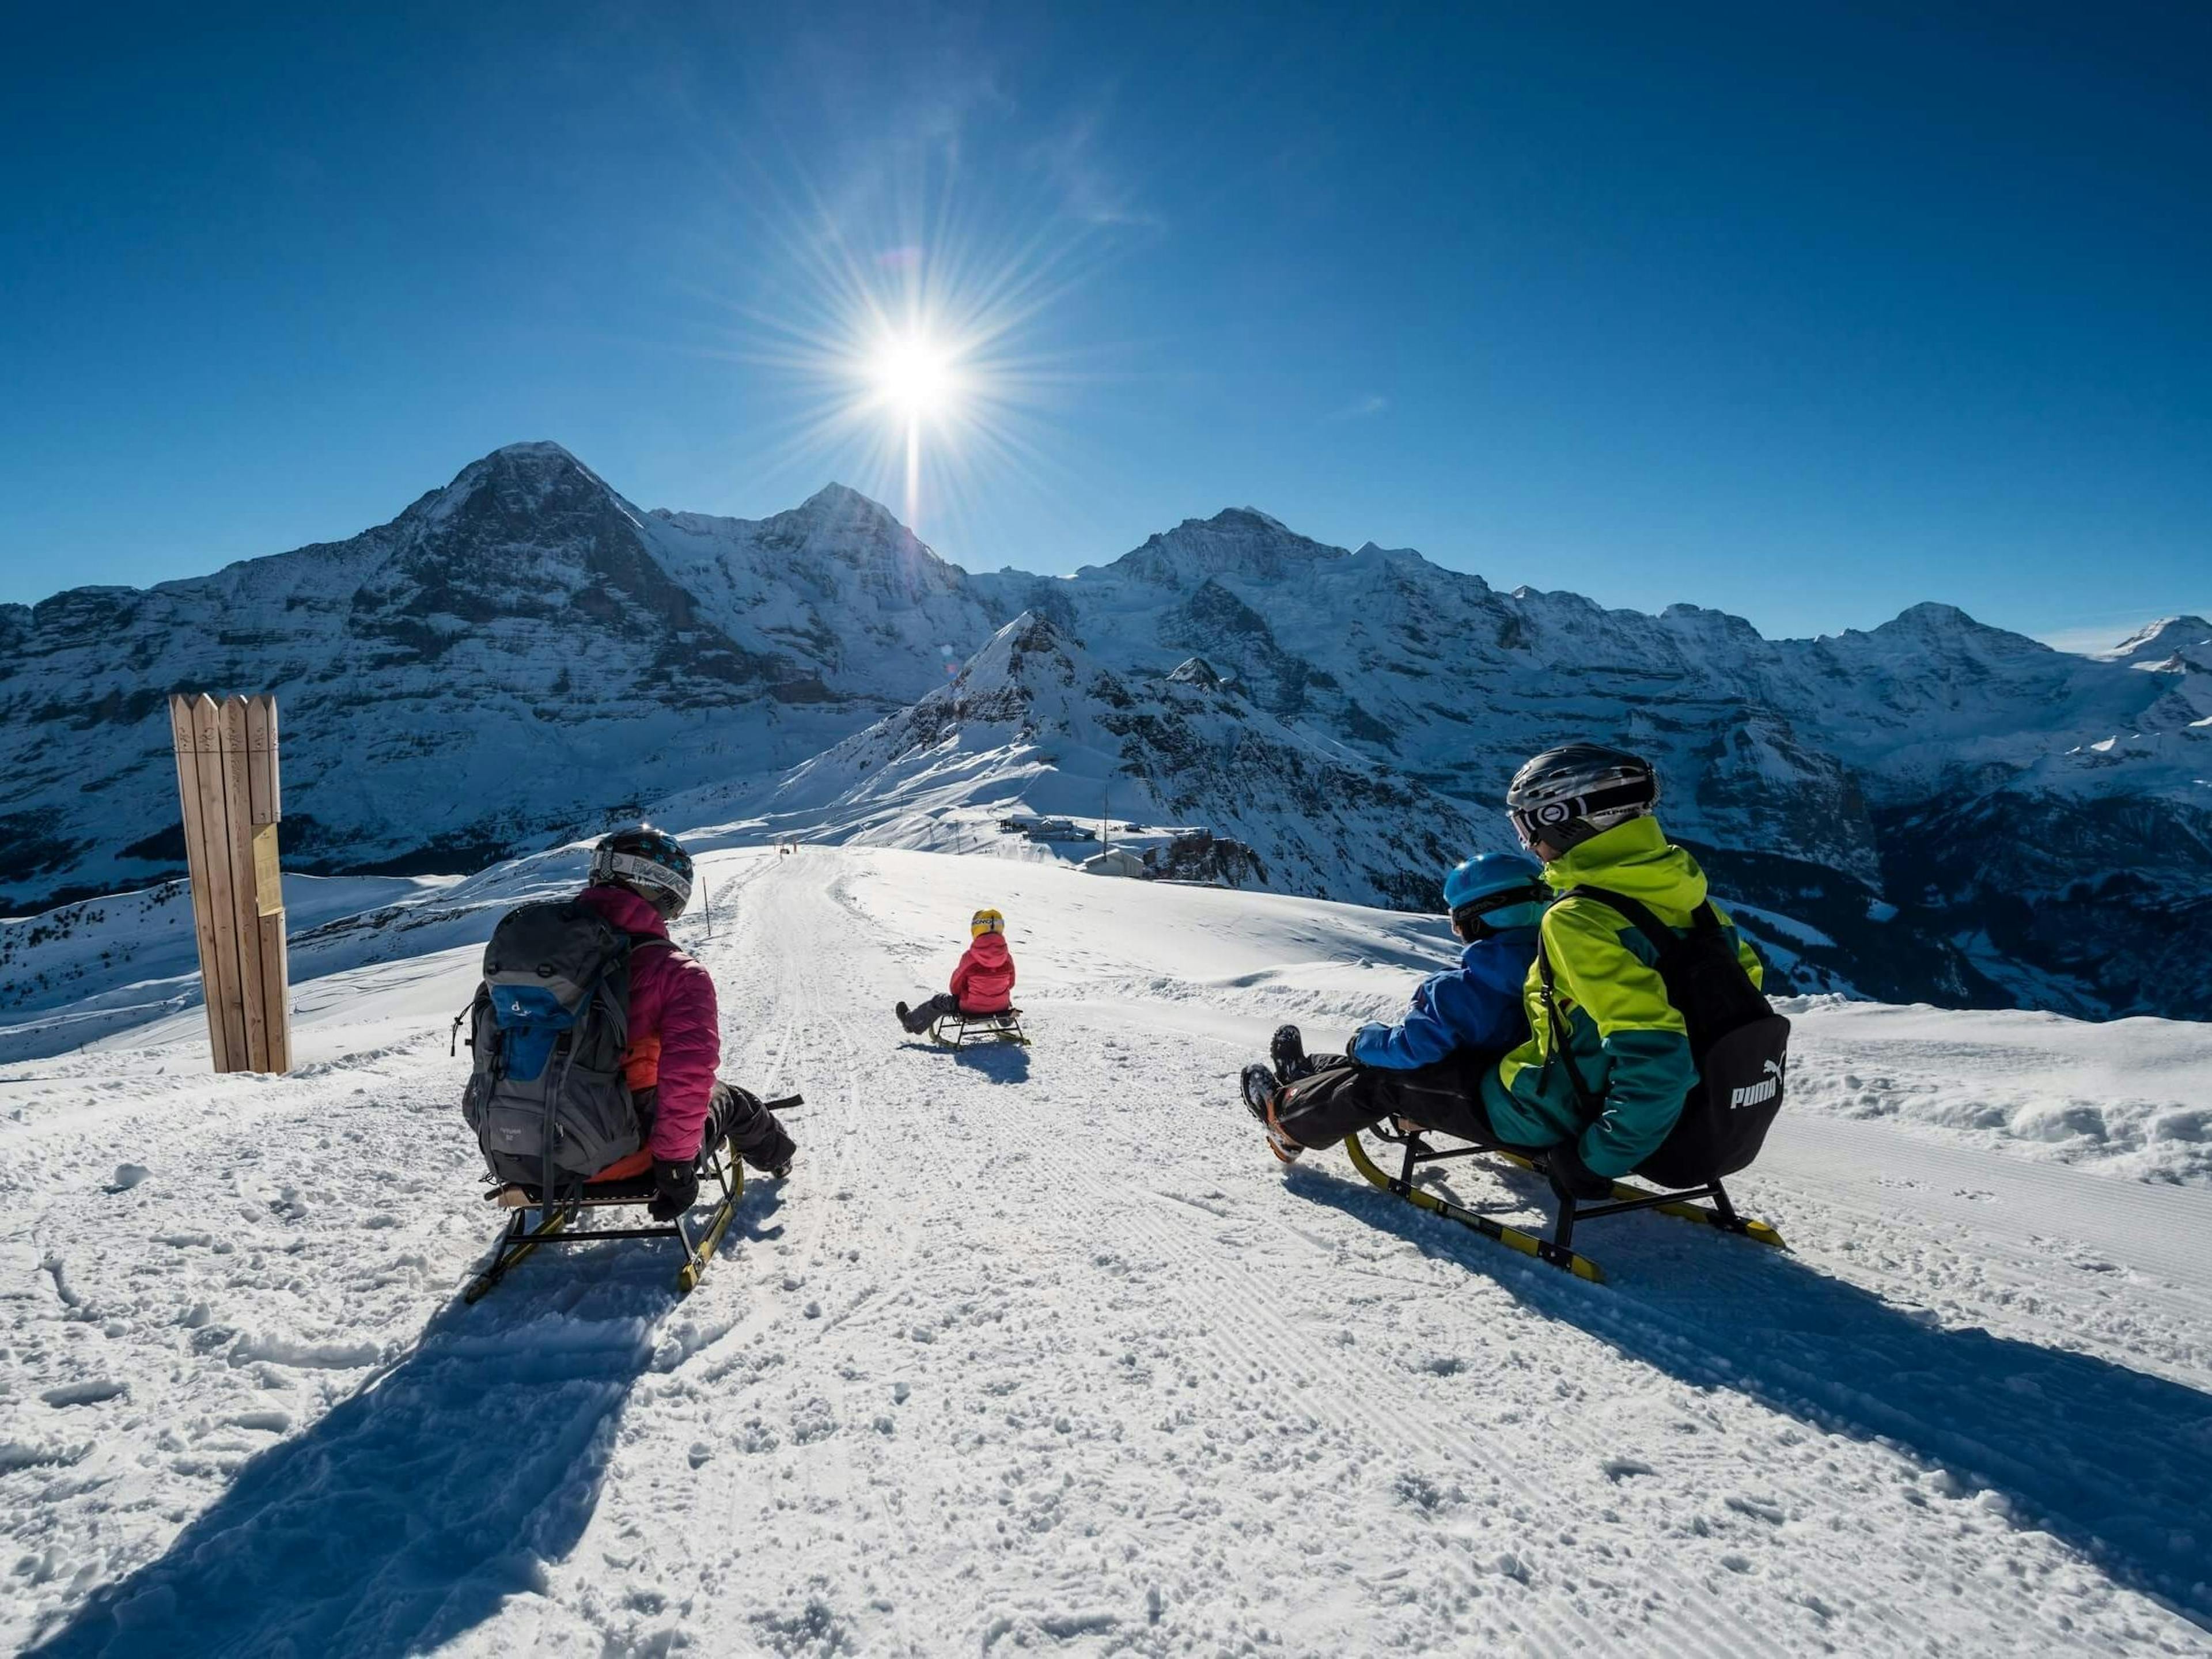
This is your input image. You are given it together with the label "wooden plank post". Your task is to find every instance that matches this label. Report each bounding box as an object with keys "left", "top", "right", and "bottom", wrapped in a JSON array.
[
  {"left": 217, "top": 696, "right": 272, "bottom": 1071},
  {"left": 245, "top": 695, "right": 291, "bottom": 1071},
  {"left": 169, "top": 691, "right": 290, "bottom": 1074},
  {"left": 169, "top": 695, "right": 233, "bottom": 1070},
  {"left": 187, "top": 694, "right": 250, "bottom": 1069}
]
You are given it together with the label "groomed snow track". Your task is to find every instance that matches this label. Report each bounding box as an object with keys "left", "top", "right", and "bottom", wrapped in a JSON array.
[{"left": 3, "top": 846, "right": 2209, "bottom": 1656}]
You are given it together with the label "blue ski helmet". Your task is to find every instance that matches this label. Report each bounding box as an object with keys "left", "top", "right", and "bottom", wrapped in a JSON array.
[{"left": 1442, "top": 851, "right": 1547, "bottom": 936}]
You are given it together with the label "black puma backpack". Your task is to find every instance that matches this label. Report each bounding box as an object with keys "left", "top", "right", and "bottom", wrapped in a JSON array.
[{"left": 1537, "top": 885, "right": 1790, "bottom": 1189}]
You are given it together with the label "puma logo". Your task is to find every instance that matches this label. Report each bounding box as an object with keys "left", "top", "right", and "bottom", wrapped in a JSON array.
[{"left": 1730, "top": 1056, "right": 1785, "bottom": 1110}]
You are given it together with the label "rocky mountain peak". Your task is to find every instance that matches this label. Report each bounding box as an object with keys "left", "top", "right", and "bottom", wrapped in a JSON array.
[
  {"left": 1099, "top": 506, "right": 1350, "bottom": 589},
  {"left": 400, "top": 440, "right": 624, "bottom": 536},
  {"left": 1166, "top": 656, "right": 1223, "bottom": 689},
  {"left": 794, "top": 480, "right": 898, "bottom": 524},
  {"left": 2107, "top": 615, "right": 2212, "bottom": 668}
]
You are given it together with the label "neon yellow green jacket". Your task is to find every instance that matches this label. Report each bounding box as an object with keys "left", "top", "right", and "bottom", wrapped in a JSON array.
[{"left": 1478, "top": 817, "right": 1763, "bottom": 1179}]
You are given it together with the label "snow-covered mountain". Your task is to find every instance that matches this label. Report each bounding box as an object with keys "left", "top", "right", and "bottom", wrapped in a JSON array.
[
  {"left": 0, "top": 444, "right": 1000, "bottom": 906},
  {"left": 4, "top": 442, "right": 2207, "bottom": 1018},
  {"left": 724, "top": 611, "right": 1493, "bottom": 910}
]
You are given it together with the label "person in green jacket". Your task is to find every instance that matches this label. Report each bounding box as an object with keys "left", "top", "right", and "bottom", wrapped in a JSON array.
[{"left": 1478, "top": 743, "right": 1766, "bottom": 1205}]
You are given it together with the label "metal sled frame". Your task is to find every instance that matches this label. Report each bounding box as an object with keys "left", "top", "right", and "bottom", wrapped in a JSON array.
[
  {"left": 1344, "top": 1124, "right": 1785, "bottom": 1284},
  {"left": 465, "top": 1140, "right": 749, "bottom": 1305},
  {"left": 930, "top": 1007, "right": 1031, "bottom": 1047}
]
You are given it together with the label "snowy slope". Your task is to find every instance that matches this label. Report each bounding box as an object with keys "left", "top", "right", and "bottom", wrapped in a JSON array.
[
  {"left": 0, "top": 874, "right": 452, "bottom": 1063},
  {"left": 3, "top": 846, "right": 2209, "bottom": 1656}
]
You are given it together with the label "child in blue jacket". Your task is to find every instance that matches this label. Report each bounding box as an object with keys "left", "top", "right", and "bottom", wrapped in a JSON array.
[{"left": 1244, "top": 853, "right": 1548, "bottom": 1163}]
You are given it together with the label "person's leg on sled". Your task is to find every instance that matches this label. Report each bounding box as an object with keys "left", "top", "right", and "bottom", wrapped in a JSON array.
[
  {"left": 897, "top": 907, "right": 1017, "bottom": 1033},
  {"left": 644, "top": 1082, "right": 796, "bottom": 1218},
  {"left": 1242, "top": 851, "right": 1548, "bottom": 1162},
  {"left": 897, "top": 992, "right": 963, "bottom": 1035}
]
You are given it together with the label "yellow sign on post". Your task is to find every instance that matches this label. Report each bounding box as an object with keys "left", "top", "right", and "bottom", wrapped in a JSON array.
[{"left": 168, "top": 692, "right": 291, "bottom": 1074}]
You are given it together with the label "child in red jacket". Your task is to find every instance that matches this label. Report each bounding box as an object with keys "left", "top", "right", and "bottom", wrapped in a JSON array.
[{"left": 897, "top": 908, "right": 1017, "bottom": 1032}]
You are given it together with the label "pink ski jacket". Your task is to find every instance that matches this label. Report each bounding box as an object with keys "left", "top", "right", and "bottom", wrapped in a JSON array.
[
  {"left": 577, "top": 883, "right": 722, "bottom": 1164},
  {"left": 950, "top": 932, "right": 1017, "bottom": 1013}
]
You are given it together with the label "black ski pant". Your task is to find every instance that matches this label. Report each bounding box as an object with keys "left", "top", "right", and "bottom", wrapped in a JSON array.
[
  {"left": 900, "top": 992, "right": 962, "bottom": 1033},
  {"left": 1272, "top": 1051, "right": 1511, "bottom": 1152},
  {"left": 901, "top": 992, "right": 1012, "bottom": 1033},
  {"left": 706, "top": 1082, "right": 796, "bottom": 1174},
  {"left": 623, "top": 1084, "right": 793, "bottom": 1177}
]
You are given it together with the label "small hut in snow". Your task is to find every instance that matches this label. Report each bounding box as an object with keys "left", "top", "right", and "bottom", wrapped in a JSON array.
[{"left": 1082, "top": 848, "right": 1149, "bottom": 880}]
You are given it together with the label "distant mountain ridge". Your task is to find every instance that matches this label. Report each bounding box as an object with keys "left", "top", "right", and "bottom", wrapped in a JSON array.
[{"left": 3, "top": 440, "right": 2207, "bottom": 1019}]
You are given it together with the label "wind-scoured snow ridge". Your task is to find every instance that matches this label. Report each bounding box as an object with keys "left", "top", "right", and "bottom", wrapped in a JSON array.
[
  {"left": 3, "top": 844, "right": 2210, "bottom": 1655},
  {"left": 3, "top": 440, "right": 2209, "bottom": 1017}
]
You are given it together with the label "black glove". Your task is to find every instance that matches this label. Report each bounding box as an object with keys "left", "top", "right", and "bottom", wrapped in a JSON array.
[
  {"left": 648, "top": 1157, "right": 699, "bottom": 1221},
  {"left": 1544, "top": 1141, "right": 1613, "bottom": 1206}
]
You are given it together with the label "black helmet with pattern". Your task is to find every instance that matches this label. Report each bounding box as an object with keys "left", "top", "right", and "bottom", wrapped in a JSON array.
[
  {"left": 589, "top": 824, "right": 695, "bottom": 919},
  {"left": 1503, "top": 744, "right": 1659, "bottom": 855}
]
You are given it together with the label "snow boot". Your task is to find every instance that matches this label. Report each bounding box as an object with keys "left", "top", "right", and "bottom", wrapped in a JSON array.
[
  {"left": 1241, "top": 1064, "right": 1303, "bottom": 1164},
  {"left": 1241, "top": 1062, "right": 1275, "bottom": 1122},
  {"left": 1270, "top": 1024, "right": 1312, "bottom": 1084}
]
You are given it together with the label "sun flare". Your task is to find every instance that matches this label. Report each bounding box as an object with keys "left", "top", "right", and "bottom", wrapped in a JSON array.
[
  {"left": 870, "top": 334, "right": 959, "bottom": 419},
  {"left": 718, "top": 162, "right": 1119, "bottom": 541}
]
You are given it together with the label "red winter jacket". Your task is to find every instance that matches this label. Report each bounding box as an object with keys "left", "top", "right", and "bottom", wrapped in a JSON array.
[
  {"left": 950, "top": 932, "right": 1016, "bottom": 1013},
  {"left": 577, "top": 883, "right": 721, "bottom": 1166}
]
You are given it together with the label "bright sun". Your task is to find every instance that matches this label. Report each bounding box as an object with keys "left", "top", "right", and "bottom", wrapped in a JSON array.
[{"left": 870, "top": 334, "right": 958, "bottom": 419}]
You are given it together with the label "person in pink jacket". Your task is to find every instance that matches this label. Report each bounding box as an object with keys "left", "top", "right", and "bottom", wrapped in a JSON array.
[
  {"left": 896, "top": 907, "right": 1017, "bottom": 1032},
  {"left": 580, "top": 828, "right": 796, "bottom": 1218}
]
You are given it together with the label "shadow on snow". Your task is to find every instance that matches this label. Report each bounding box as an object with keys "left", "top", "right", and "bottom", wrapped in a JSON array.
[
  {"left": 895, "top": 1036, "right": 1033, "bottom": 1083},
  {"left": 25, "top": 1181, "right": 784, "bottom": 1659},
  {"left": 1284, "top": 1159, "right": 2212, "bottom": 1631}
]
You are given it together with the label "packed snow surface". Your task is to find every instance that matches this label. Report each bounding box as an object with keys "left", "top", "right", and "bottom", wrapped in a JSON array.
[{"left": 2, "top": 847, "right": 2209, "bottom": 1656}]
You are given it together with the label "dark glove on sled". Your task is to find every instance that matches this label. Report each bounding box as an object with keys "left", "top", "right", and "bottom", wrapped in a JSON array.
[
  {"left": 648, "top": 1158, "right": 700, "bottom": 1221},
  {"left": 1545, "top": 1141, "right": 1613, "bottom": 1206}
]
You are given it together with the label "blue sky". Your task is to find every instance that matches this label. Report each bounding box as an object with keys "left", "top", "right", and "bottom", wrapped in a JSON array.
[{"left": 3, "top": 1, "right": 2207, "bottom": 645}]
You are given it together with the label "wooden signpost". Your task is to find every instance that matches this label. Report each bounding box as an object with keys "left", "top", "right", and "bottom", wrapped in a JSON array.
[{"left": 168, "top": 694, "right": 291, "bottom": 1073}]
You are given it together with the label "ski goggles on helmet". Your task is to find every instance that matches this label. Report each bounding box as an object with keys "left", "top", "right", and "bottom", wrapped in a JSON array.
[
  {"left": 590, "top": 828, "right": 695, "bottom": 917},
  {"left": 1507, "top": 778, "right": 1657, "bottom": 853},
  {"left": 1450, "top": 881, "right": 1547, "bottom": 938}
]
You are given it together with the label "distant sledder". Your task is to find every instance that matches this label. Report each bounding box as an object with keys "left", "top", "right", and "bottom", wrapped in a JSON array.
[
  {"left": 1242, "top": 745, "right": 1789, "bottom": 1281},
  {"left": 457, "top": 826, "right": 798, "bottom": 1301},
  {"left": 897, "top": 907, "right": 1028, "bottom": 1047}
]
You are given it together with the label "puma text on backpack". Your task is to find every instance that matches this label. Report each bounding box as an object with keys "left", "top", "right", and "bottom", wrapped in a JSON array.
[
  {"left": 459, "top": 900, "right": 652, "bottom": 1192},
  {"left": 1537, "top": 885, "right": 1790, "bottom": 1190}
]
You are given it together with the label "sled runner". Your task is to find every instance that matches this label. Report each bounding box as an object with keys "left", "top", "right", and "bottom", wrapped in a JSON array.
[
  {"left": 930, "top": 1006, "right": 1030, "bottom": 1047},
  {"left": 461, "top": 1094, "right": 800, "bottom": 1304},
  {"left": 1342, "top": 1122, "right": 1785, "bottom": 1284}
]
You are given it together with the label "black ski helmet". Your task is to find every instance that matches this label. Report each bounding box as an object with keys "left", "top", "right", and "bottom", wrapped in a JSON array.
[
  {"left": 589, "top": 824, "right": 695, "bottom": 919},
  {"left": 1504, "top": 744, "right": 1659, "bottom": 854}
]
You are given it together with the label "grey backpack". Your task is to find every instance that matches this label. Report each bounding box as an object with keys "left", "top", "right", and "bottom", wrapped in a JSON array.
[{"left": 459, "top": 900, "right": 656, "bottom": 1191}]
